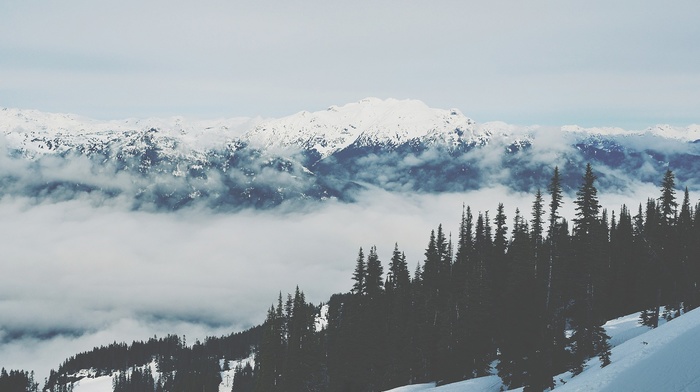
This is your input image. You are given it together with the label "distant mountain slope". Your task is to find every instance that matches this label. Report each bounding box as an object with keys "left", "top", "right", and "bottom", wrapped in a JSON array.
[{"left": 2, "top": 100, "right": 699, "bottom": 210}]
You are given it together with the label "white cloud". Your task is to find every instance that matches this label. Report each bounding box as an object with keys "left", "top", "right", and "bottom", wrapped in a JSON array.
[{"left": 1, "top": 182, "right": 686, "bottom": 380}]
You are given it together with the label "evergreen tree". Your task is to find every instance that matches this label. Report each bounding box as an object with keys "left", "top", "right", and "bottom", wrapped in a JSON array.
[
  {"left": 385, "top": 244, "right": 414, "bottom": 388},
  {"left": 658, "top": 170, "right": 682, "bottom": 320},
  {"left": 0, "top": 368, "right": 39, "bottom": 392},
  {"left": 493, "top": 203, "right": 509, "bottom": 299},
  {"left": 607, "top": 205, "right": 641, "bottom": 317},
  {"left": 351, "top": 248, "right": 366, "bottom": 295},
  {"left": 678, "top": 187, "right": 693, "bottom": 311},
  {"left": 449, "top": 205, "right": 475, "bottom": 382},
  {"left": 497, "top": 209, "right": 541, "bottom": 390},
  {"left": 254, "top": 302, "right": 284, "bottom": 392},
  {"left": 531, "top": 189, "right": 545, "bottom": 279},
  {"left": 231, "top": 362, "right": 255, "bottom": 392},
  {"left": 569, "top": 163, "right": 611, "bottom": 374},
  {"left": 387, "top": 243, "right": 410, "bottom": 293},
  {"left": 461, "top": 212, "right": 496, "bottom": 377},
  {"left": 638, "top": 198, "right": 662, "bottom": 328},
  {"left": 365, "top": 246, "right": 384, "bottom": 300},
  {"left": 529, "top": 166, "right": 566, "bottom": 391},
  {"left": 658, "top": 169, "right": 678, "bottom": 226}
]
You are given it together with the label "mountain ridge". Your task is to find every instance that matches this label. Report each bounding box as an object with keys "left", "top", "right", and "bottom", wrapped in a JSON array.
[{"left": 2, "top": 99, "right": 699, "bottom": 210}]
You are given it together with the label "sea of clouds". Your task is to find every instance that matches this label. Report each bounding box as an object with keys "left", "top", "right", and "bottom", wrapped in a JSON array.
[{"left": 0, "top": 178, "right": 675, "bottom": 382}]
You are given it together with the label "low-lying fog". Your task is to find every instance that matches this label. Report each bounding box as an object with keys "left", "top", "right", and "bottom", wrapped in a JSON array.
[{"left": 0, "top": 182, "right": 680, "bottom": 381}]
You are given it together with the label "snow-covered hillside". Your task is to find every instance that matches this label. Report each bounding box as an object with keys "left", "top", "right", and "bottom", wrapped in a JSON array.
[
  {"left": 385, "top": 309, "right": 700, "bottom": 392},
  {"left": 0, "top": 107, "right": 259, "bottom": 158}
]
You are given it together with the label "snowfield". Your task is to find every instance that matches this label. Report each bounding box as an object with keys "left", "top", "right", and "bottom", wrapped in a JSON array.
[{"left": 386, "top": 308, "right": 700, "bottom": 392}]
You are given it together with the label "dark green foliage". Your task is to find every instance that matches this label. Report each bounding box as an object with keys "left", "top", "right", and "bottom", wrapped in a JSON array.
[
  {"left": 255, "top": 165, "right": 696, "bottom": 391},
  {"left": 569, "top": 163, "right": 611, "bottom": 373},
  {"left": 0, "top": 368, "right": 39, "bottom": 392},
  {"left": 43, "top": 327, "right": 260, "bottom": 392},
  {"left": 255, "top": 287, "right": 325, "bottom": 392},
  {"left": 351, "top": 248, "right": 366, "bottom": 295},
  {"left": 365, "top": 246, "right": 384, "bottom": 300},
  {"left": 231, "top": 362, "right": 254, "bottom": 392},
  {"left": 112, "top": 366, "right": 156, "bottom": 392},
  {"left": 497, "top": 209, "right": 540, "bottom": 390}
]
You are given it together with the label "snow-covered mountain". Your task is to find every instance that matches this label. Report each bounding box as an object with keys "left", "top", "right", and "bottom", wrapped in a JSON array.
[
  {"left": 243, "top": 98, "right": 490, "bottom": 157},
  {"left": 1, "top": 100, "right": 699, "bottom": 209}
]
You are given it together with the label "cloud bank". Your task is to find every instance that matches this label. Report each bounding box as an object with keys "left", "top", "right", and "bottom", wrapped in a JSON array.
[{"left": 0, "top": 178, "right": 688, "bottom": 381}]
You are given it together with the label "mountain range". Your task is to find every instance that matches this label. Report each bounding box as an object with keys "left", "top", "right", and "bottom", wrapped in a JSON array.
[{"left": 2, "top": 98, "right": 699, "bottom": 209}]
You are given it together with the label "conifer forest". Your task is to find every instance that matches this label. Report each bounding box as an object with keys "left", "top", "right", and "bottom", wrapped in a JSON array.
[{"left": 248, "top": 164, "right": 700, "bottom": 391}]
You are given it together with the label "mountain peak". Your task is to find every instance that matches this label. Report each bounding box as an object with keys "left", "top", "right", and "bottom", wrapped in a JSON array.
[{"left": 243, "top": 97, "right": 482, "bottom": 157}]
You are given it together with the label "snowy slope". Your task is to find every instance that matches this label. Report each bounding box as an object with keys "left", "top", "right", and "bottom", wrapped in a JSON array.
[
  {"left": 552, "top": 308, "right": 700, "bottom": 392},
  {"left": 385, "top": 310, "right": 697, "bottom": 392}
]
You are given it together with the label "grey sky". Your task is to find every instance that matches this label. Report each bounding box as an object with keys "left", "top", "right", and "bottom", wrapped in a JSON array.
[{"left": 2, "top": 0, "right": 699, "bottom": 128}]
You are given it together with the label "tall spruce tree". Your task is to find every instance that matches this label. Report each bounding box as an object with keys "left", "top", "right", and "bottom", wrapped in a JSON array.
[
  {"left": 388, "top": 243, "right": 410, "bottom": 293},
  {"left": 352, "top": 248, "right": 366, "bottom": 296},
  {"left": 365, "top": 246, "right": 384, "bottom": 300},
  {"left": 450, "top": 205, "right": 475, "bottom": 382},
  {"left": 531, "top": 189, "right": 545, "bottom": 280},
  {"left": 639, "top": 198, "right": 663, "bottom": 328},
  {"left": 677, "top": 188, "right": 695, "bottom": 310},
  {"left": 658, "top": 170, "right": 682, "bottom": 320},
  {"left": 497, "top": 209, "right": 541, "bottom": 390},
  {"left": 529, "top": 166, "right": 566, "bottom": 391},
  {"left": 385, "top": 243, "right": 413, "bottom": 388},
  {"left": 569, "top": 163, "right": 611, "bottom": 374}
]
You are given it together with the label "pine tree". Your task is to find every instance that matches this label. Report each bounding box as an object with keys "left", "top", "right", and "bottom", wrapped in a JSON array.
[
  {"left": 658, "top": 169, "right": 678, "bottom": 226},
  {"left": 462, "top": 212, "right": 496, "bottom": 377},
  {"left": 638, "top": 199, "right": 662, "bottom": 328},
  {"left": 352, "top": 247, "right": 366, "bottom": 296},
  {"left": 255, "top": 297, "right": 285, "bottom": 392},
  {"left": 531, "top": 189, "right": 545, "bottom": 279},
  {"left": 658, "top": 170, "right": 683, "bottom": 320},
  {"left": 529, "top": 167, "right": 566, "bottom": 391},
  {"left": 607, "top": 205, "right": 640, "bottom": 317},
  {"left": 677, "top": 188, "right": 696, "bottom": 310},
  {"left": 493, "top": 203, "right": 509, "bottom": 299},
  {"left": 569, "top": 163, "right": 611, "bottom": 374},
  {"left": 232, "top": 362, "right": 255, "bottom": 392},
  {"left": 497, "top": 209, "right": 541, "bottom": 390},
  {"left": 385, "top": 244, "right": 414, "bottom": 388},
  {"left": 388, "top": 243, "right": 410, "bottom": 293},
  {"left": 450, "top": 205, "right": 474, "bottom": 382},
  {"left": 365, "top": 246, "right": 384, "bottom": 300}
]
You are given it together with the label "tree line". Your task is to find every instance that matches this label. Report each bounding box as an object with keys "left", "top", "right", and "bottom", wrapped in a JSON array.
[
  {"left": 249, "top": 164, "right": 700, "bottom": 391},
  {"left": 40, "top": 326, "right": 261, "bottom": 392}
]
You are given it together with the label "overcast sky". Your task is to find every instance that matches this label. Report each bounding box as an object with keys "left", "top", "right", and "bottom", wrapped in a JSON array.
[{"left": 2, "top": 0, "right": 699, "bottom": 128}]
